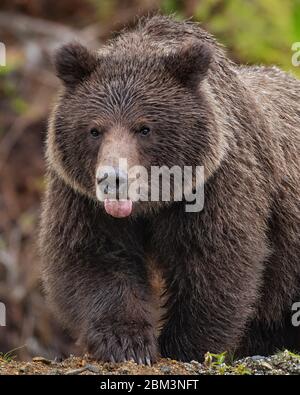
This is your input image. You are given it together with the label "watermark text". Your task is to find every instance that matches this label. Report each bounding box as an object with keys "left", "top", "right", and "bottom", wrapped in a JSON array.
[
  {"left": 0, "top": 302, "right": 6, "bottom": 326},
  {"left": 292, "top": 42, "right": 300, "bottom": 67},
  {"left": 0, "top": 42, "right": 6, "bottom": 67},
  {"left": 292, "top": 302, "right": 300, "bottom": 327}
]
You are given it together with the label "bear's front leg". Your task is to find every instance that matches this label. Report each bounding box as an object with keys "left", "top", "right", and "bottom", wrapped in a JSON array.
[
  {"left": 153, "top": 189, "right": 269, "bottom": 361},
  {"left": 84, "top": 273, "right": 158, "bottom": 364},
  {"left": 44, "top": 239, "right": 158, "bottom": 364},
  {"left": 40, "top": 178, "right": 158, "bottom": 364}
]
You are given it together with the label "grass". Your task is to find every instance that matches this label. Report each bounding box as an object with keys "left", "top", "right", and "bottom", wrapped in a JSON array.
[{"left": 0, "top": 346, "right": 26, "bottom": 363}]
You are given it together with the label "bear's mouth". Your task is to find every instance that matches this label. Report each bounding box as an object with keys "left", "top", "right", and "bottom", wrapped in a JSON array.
[{"left": 104, "top": 198, "right": 133, "bottom": 218}]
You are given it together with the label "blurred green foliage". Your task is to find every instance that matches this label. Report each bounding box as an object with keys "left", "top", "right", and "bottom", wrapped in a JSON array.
[
  {"left": 0, "top": 63, "right": 28, "bottom": 115},
  {"left": 161, "top": 0, "right": 300, "bottom": 77},
  {"left": 89, "top": 0, "right": 118, "bottom": 20}
]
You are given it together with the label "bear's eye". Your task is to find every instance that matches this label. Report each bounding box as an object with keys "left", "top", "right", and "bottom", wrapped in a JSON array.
[
  {"left": 138, "top": 126, "right": 151, "bottom": 136},
  {"left": 90, "top": 127, "right": 101, "bottom": 138}
]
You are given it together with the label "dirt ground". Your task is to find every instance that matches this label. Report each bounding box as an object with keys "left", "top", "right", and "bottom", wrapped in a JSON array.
[{"left": 1, "top": 351, "right": 300, "bottom": 375}]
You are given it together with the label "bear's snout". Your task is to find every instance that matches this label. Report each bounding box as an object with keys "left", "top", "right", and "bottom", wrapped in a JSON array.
[
  {"left": 96, "top": 166, "right": 133, "bottom": 218},
  {"left": 96, "top": 166, "right": 128, "bottom": 200}
]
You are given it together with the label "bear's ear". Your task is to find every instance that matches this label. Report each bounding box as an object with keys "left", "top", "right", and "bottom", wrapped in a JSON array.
[
  {"left": 53, "top": 42, "right": 98, "bottom": 86},
  {"left": 163, "top": 41, "right": 212, "bottom": 89}
]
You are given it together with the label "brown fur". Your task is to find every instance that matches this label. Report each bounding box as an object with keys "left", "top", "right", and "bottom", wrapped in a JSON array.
[{"left": 39, "top": 16, "right": 300, "bottom": 362}]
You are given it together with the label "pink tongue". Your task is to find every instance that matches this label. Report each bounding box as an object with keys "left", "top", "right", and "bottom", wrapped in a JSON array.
[{"left": 104, "top": 199, "right": 133, "bottom": 218}]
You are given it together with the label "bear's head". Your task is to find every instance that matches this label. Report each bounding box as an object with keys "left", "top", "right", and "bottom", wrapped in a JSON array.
[{"left": 47, "top": 40, "right": 223, "bottom": 217}]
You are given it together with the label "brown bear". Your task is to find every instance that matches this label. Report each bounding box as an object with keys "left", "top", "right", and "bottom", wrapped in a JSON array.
[{"left": 39, "top": 15, "right": 300, "bottom": 363}]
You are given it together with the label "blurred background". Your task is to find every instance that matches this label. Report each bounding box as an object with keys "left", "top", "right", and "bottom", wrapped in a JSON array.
[{"left": 0, "top": 0, "right": 299, "bottom": 361}]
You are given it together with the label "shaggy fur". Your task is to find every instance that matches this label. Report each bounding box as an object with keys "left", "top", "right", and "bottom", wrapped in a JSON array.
[{"left": 39, "top": 15, "right": 300, "bottom": 363}]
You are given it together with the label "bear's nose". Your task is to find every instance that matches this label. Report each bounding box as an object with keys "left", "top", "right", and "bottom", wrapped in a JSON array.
[{"left": 97, "top": 167, "right": 128, "bottom": 198}]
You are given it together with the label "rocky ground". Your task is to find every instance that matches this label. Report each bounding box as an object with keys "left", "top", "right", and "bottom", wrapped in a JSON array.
[{"left": 0, "top": 350, "right": 300, "bottom": 375}]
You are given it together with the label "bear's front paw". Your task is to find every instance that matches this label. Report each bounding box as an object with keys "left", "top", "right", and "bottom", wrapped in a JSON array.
[{"left": 86, "top": 320, "right": 158, "bottom": 365}]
